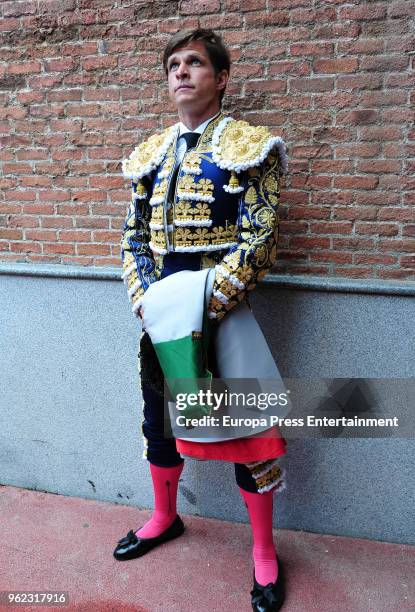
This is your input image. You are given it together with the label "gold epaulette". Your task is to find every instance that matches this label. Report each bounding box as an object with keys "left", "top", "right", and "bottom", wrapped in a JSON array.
[
  {"left": 121, "top": 124, "right": 178, "bottom": 180},
  {"left": 212, "top": 118, "right": 288, "bottom": 175}
]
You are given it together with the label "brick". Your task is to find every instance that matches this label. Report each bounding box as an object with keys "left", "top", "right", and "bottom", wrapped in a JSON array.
[
  {"left": 338, "top": 38, "right": 383, "bottom": 56},
  {"left": 288, "top": 206, "right": 331, "bottom": 220},
  {"left": 224, "top": 0, "right": 266, "bottom": 10},
  {"left": 8, "top": 215, "right": 39, "bottom": 228},
  {"left": 379, "top": 239, "right": 415, "bottom": 252},
  {"left": 74, "top": 217, "right": 109, "bottom": 229},
  {"left": 245, "top": 80, "right": 285, "bottom": 93},
  {"left": 199, "top": 13, "right": 243, "bottom": 29},
  {"left": 43, "top": 242, "right": 76, "bottom": 254},
  {"left": 0, "top": 18, "right": 20, "bottom": 32},
  {"left": 8, "top": 61, "right": 41, "bottom": 75},
  {"left": 332, "top": 267, "right": 373, "bottom": 278},
  {"left": 76, "top": 243, "right": 111, "bottom": 255},
  {"left": 92, "top": 230, "right": 120, "bottom": 242},
  {"left": 361, "top": 55, "right": 409, "bottom": 72},
  {"left": 10, "top": 241, "right": 42, "bottom": 253},
  {"left": 22, "top": 204, "right": 55, "bottom": 215},
  {"left": 93, "top": 256, "right": 122, "bottom": 266},
  {"left": 26, "top": 255, "right": 60, "bottom": 263},
  {"left": 400, "top": 255, "right": 415, "bottom": 267},
  {"left": 84, "top": 88, "right": 119, "bottom": 101},
  {"left": 89, "top": 176, "right": 124, "bottom": 189},
  {"left": 61, "top": 256, "right": 94, "bottom": 265},
  {"left": 310, "top": 222, "right": 353, "bottom": 234},
  {"left": 179, "top": 0, "right": 220, "bottom": 15},
  {"left": 355, "top": 223, "right": 399, "bottom": 236},
  {"left": 25, "top": 230, "right": 57, "bottom": 241},
  {"left": 48, "top": 89, "right": 82, "bottom": 102},
  {"left": 290, "top": 41, "right": 333, "bottom": 56},
  {"left": 337, "top": 74, "right": 382, "bottom": 91},
  {"left": 61, "top": 42, "right": 99, "bottom": 56},
  {"left": 332, "top": 207, "right": 378, "bottom": 221},
  {"left": 3, "top": 2, "right": 37, "bottom": 17},
  {"left": 72, "top": 191, "right": 107, "bottom": 202},
  {"left": 59, "top": 230, "right": 92, "bottom": 242},
  {"left": 333, "top": 238, "right": 375, "bottom": 250},
  {"left": 38, "top": 190, "right": 70, "bottom": 202},
  {"left": 0, "top": 229, "right": 23, "bottom": 240},
  {"left": 339, "top": 5, "right": 387, "bottom": 20},
  {"left": 82, "top": 56, "right": 118, "bottom": 71},
  {"left": 376, "top": 268, "right": 415, "bottom": 280},
  {"left": 44, "top": 58, "right": 78, "bottom": 72},
  {"left": 56, "top": 204, "right": 89, "bottom": 215},
  {"left": 66, "top": 104, "right": 100, "bottom": 117},
  {"left": 41, "top": 217, "right": 73, "bottom": 228},
  {"left": 333, "top": 176, "right": 378, "bottom": 190},
  {"left": 354, "top": 253, "right": 398, "bottom": 265},
  {"left": 49, "top": 119, "right": 82, "bottom": 132},
  {"left": 310, "top": 251, "right": 353, "bottom": 264},
  {"left": 2, "top": 162, "right": 33, "bottom": 174},
  {"left": 290, "top": 77, "right": 334, "bottom": 93},
  {"left": 313, "top": 58, "right": 358, "bottom": 74},
  {"left": 290, "top": 237, "right": 331, "bottom": 249},
  {"left": 4, "top": 190, "right": 37, "bottom": 201}
]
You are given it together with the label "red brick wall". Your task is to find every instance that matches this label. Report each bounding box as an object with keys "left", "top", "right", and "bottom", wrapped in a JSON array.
[{"left": 1, "top": 0, "right": 414, "bottom": 279}]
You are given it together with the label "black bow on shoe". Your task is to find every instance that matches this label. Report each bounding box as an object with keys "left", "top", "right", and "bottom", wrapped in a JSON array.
[
  {"left": 251, "top": 582, "right": 280, "bottom": 607},
  {"left": 250, "top": 557, "right": 285, "bottom": 611},
  {"left": 113, "top": 515, "right": 185, "bottom": 561},
  {"left": 117, "top": 529, "right": 138, "bottom": 546}
]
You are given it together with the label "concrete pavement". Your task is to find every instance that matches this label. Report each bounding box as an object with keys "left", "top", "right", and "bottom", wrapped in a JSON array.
[{"left": 0, "top": 485, "right": 413, "bottom": 612}]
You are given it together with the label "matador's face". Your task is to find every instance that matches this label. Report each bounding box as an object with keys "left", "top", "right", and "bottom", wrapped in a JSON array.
[{"left": 166, "top": 40, "right": 228, "bottom": 113}]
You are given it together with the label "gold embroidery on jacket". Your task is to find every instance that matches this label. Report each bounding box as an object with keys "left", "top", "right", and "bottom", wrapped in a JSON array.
[{"left": 207, "top": 151, "right": 281, "bottom": 320}]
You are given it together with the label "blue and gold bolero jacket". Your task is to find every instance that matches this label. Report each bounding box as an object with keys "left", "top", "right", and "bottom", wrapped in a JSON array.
[{"left": 120, "top": 113, "right": 288, "bottom": 321}]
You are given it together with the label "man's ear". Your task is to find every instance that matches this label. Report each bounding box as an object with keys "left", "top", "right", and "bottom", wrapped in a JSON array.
[{"left": 216, "top": 69, "right": 229, "bottom": 93}]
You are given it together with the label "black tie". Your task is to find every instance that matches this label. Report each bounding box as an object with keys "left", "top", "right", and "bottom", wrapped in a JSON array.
[
  {"left": 167, "top": 132, "right": 200, "bottom": 203},
  {"left": 181, "top": 131, "right": 200, "bottom": 150}
]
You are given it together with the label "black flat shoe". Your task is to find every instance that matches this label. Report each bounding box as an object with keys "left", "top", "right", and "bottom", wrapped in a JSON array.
[
  {"left": 113, "top": 515, "right": 185, "bottom": 561},
  {"left": 251, "top": 556, "right": 285, "bottom": 611}
]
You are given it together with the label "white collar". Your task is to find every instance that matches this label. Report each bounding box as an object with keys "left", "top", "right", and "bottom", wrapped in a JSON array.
[{"left": 178, "top": 111, "right": 221, "bottom": 136}]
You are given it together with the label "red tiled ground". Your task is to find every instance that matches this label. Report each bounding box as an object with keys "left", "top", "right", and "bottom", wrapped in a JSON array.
[{"left": 0, "top": 485, "right": 413, "bottom": 612}]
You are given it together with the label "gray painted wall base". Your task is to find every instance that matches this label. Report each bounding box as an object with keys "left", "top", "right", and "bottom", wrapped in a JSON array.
[{"left": 0, "top": 270, "right": 414, "bottom": 544}]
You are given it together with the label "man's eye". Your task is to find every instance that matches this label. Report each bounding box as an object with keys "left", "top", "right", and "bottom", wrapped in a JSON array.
[
  {"left": 191, "top": 58, "right": 201, "bottom": 65},
  {"left": 170, "top": 62, "right": 178, "bottom": 70}
]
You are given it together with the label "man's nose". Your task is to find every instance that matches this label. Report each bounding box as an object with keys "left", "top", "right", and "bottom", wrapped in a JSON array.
[{"left": 175, "top": 61, "right": 189, "bottom": 78}]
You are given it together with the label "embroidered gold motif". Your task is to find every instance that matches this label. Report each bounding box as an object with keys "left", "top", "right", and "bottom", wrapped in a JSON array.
[
  {"left": 196, "top": 178, "right": 214, "bottom": 196},
  {"left": 192, "top": 227, "right": 210, "bottom": 245},
  {"left": 122, "top": 125, "right": 176, "bottom": 178},
  {"left": 158, "top": 155, "right": 174, "bottom": 178},
  {"left": 177, "top": 175, "right": 198, "bottom": 194},
  {"left": 151, "top": 205, "right": 164, "bottom": 225},
  {"left": 245, "top": 186, "right": 258, "bottom": 205},
  {"left": 207, "top": 151, "right": 281, "bottom": 320},
  {"left": 182, "top": 151, "right": 202, "bottom": 174},
  {"left": 217, "top": 120, "right": 274, "bottom": 167},
  {"left": 149, "top": 179, "right": 168, "bottom": 204},
  {"left": 150, "top": 229, "right": 167, "bottom": 251},
  {"left": 175, "top": 201, "right": 211, "bottom": 223}
]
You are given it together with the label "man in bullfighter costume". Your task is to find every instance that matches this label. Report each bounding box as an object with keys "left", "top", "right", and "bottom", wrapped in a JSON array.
[{"left": 114, "top": 28, "right": 289, "bottom": 611}]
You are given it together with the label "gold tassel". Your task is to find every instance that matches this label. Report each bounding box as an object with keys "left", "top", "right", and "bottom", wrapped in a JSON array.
[
  {"left": 136, "top": 180, "right": 147, "bottom": 199},
  {"left": 224, "top": 170, "right": 244, "bottom": 194}
]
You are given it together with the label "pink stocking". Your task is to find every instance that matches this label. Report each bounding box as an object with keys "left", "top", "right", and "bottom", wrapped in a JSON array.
[
  {"left": 239, "top": 487, "right": 278, "bottom": 586},
  {"left": 135, "top": 462, "right": 184, "bottom": 539}
]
